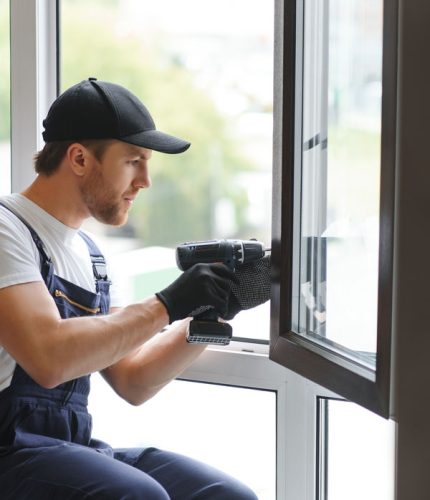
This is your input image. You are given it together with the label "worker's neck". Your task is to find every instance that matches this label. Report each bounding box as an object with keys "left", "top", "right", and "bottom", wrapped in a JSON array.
[{"left": 21, "top": 174, "right": 88, "bottom": 229}]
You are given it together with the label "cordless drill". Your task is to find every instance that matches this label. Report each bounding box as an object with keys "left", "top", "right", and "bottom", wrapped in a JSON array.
[{"left": 176, "top": 239, "right": 267, "bottom": 345}]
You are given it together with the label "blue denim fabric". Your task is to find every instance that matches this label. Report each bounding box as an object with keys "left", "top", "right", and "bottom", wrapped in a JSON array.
[{"left": 0, "top": 204, "right": 257, "bottom": 499}]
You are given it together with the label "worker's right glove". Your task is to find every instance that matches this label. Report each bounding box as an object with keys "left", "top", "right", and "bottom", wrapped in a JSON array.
[
  {"left": 156, "top": 263, "right": 236, "bottom": 323},
  {"left": 222, "top": 255, "right": 271, "bottom": 320}
]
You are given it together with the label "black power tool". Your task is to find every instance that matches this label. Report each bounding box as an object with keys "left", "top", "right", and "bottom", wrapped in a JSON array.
[{"left": 175, "top": 239, "right": 267, "bottom": 345}]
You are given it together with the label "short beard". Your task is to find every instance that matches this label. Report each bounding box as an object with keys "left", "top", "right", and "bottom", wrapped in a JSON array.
[{"left": 80, "top": 165, "right": 128, "bottom": 226}]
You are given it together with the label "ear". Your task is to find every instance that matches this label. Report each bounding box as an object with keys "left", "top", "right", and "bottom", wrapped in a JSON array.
[{"left": 66, "top": 143, "right": 93, "bottom": 177}]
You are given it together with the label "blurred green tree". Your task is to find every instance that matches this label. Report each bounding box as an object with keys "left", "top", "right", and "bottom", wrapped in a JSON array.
[{"left": 61, "top": 1, "right": 255, "bottom": 246}]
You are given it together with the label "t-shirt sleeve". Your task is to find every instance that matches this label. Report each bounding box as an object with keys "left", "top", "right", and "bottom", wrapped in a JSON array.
[{"left": 0, "top": 213, "right": 43, "bottom": 290}]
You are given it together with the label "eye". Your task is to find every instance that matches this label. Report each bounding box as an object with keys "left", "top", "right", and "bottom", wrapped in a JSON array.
[{"left": 127, "top": 159, "right": 141, "bottom": 167}]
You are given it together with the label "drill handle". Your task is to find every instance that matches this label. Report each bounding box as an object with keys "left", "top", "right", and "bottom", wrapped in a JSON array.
[
  {"left": 187, "top": 309, "right": 233, "bottom": 345},
  {"left": 193, "top": 309, "right": 220, "bottom": 322}
]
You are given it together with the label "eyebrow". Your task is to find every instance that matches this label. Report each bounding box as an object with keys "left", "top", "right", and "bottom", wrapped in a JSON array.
[{"left": 127, "top": 147, "right": 152, "bottom": 160}]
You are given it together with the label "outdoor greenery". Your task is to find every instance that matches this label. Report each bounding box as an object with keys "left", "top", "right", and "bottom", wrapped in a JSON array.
[
  {"left": 0, "top": 0, "right": 258, "bottom": 246},
  {"left": 2, "top": 1, "right": 379, "bottom": 249},
  {"left": 328, "top": 126, "right": 380, "bottom": 223},
  {"left": 60, "top": 1, "right": 256, "bottom": 246}
]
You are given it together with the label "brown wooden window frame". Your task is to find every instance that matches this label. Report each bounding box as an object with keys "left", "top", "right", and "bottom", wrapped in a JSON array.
[{"left": 269, "top": 0, "right": 398, "bottom": 417}]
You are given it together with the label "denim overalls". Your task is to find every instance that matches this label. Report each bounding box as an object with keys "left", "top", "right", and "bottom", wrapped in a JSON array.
[
  {"left": 0, "top": 204, "right": 258, "bottom": 500},
  {"left": 0, "top": 203, "right": 111, "bottom": 455}
]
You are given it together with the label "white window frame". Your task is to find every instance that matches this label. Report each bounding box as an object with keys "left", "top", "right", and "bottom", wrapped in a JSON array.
[
  {"left": 180, "top": 347, "right": 337, "bottom": 499},
  {"left": 9, "top": 2, "right": 339, "bottom": 499},
  {"left": 10, "top": 0, "right": 57, "bottom": 192}
]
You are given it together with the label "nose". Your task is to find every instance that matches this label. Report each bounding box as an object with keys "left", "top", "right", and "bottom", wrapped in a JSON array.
[{"left": 133, "top": 164, "right": 152, "bottom": 189}]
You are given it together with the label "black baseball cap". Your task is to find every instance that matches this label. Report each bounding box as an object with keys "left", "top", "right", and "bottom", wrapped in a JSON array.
[{"left": 42, "top": 77, "right": 191, "bottom": 154}]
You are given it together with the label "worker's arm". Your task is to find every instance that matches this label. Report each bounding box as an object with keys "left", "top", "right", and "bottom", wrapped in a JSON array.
[
  {"left": 0, "top": 263, "right": 233, "bottom": 390},
  {"left": 101, "top": 315, "right": 207, "bottom": 405},
  {"left": 99, "top": 257, "right": 273, "bottom": 405},
  {"left": 0, "top": 281, "right": 168, "bottom": 388}
]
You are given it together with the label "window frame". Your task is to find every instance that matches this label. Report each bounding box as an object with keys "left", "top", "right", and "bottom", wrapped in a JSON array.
[
  {"left": 10, "top": 0, "right": 58, "bottom": 192},
  {"left": 270, "top": 0, "right": 399, "bottom": 417},
  {"left": 179, "top": 348, "right": 337, "bottom": 500}
]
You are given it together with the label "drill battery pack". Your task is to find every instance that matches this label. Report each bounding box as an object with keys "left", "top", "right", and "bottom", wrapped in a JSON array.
[{"left": 186, "top": 318, "right": 233, "bottom": 345}]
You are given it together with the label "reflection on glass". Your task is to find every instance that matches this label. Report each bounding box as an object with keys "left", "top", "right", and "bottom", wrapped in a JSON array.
[
  {"left": 0, "top": 0, "right": 11, "bottom": 194},
  {"left": 89, "top": 375, "right": 276, "bottom": 499},
  {"left": 321, "top": 399, "right": 394, "bottom": 500},
  {"left": 61, "top": 0, "right": 274, "bottom": 340},
  {"left": 295, "top": 0, "right": 383, "bottom": 365}
]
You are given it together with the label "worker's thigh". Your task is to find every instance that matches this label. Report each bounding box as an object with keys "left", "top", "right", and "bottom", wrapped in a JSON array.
[
  {"left": 114, "top": 446, "right": 258, "bottom": 500},
  {"left": 0, "top": 443, "right": 169, "bottom": 500}
]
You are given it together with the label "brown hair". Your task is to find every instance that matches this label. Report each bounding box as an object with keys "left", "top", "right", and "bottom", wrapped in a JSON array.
[{"left": 33, "top": 139, "right": 114, "bottom": 176}]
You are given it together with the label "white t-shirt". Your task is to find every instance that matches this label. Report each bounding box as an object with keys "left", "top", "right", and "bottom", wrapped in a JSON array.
[{"left": 0, "top": 193, "right": 122, "bottom": 391}]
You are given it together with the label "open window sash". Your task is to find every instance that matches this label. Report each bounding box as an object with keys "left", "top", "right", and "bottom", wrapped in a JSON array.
[{"left": 270, "top": 0, "right": 398, "bottom": 417}]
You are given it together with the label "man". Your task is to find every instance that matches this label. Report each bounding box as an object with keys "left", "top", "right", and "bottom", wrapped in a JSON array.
[{"left": 0, "top": 78, "right": 268, "bottom": 499}]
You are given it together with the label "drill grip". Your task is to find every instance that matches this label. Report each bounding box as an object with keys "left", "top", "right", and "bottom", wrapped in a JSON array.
[{"left": 187, "top": 310, "right": 233, "bottom": 345}]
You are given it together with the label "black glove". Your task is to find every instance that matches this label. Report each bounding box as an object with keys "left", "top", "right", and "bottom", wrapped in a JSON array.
[
  {"left": 222, "top": 255, "right": 271, "bottom": 320},
  {"left": 156, "top": 263, "right": 236, "bottom": 323}
]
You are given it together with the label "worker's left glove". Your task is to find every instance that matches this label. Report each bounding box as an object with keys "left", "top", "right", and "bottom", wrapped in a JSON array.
[{"left": 222, "top": 255, "right": 271, "bottom": 320}]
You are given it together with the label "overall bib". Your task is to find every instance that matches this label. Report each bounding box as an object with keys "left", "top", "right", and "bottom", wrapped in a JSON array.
[{"left": 0, "top": 204, "right": 257, "bottom": 500}]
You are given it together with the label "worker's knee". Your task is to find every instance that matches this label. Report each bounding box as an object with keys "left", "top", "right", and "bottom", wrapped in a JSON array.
[
  {"left": 95, "top": 473, "right": 170, "bottom": 500},
  {"left": 211, "top": 480, "right": 259, "bottom": 500}
]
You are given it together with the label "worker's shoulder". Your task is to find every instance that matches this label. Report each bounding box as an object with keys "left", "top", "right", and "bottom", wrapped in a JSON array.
[{"left": 0, "top": 194, "right": 34, "bottom": 236}]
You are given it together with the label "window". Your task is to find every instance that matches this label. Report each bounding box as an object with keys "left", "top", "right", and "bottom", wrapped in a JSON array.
[
  {"left": 270, "top": 0, "right": 398, "bottom": 416},
  {"left": 295, "top": 0, "right": 383, "bottom": 363},
  {"left": 60, "top": 1, "right": 277, "bottom": 496},
  {"left": 89, "top": 374, "right": 276, "bottom": 499},
  {"left": 60, "top": 0, "right": 274, "bottom": 342},
  {"left": 0, "top": 0, "right": 11, "bottom": 194},
  {"left": 318, "top": 398, "right": 395, "bottom": 500}
]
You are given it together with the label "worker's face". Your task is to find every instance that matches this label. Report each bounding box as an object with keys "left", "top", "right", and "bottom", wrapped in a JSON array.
[{"left": 80, "top": 140, "right": 152, "bottom": 226}]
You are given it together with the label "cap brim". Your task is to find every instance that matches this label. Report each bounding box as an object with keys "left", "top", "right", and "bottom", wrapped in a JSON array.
[{"left": 121, "top": 129, "right": 191, "bottom": 154}]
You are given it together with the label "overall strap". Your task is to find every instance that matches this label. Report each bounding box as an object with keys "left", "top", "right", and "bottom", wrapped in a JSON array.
[
  {"left": 0, "top": 202, "right": 109, "bottom": 285},
  {"left": 78, "top": 230, "right": 110, "bottom": 282}
]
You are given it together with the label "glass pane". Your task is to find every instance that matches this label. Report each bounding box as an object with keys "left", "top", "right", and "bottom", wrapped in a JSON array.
[
  {"left": 61, "top": 0, "right": 274, "bottom": 341},
  {"left": 321, "top": 399, "right": 395, "bottom": 500},
  {"left": 0, "top": 0, "right": 11, "bottom": 194},
  {"left": 89, "top": 374, "right": 276, "bottom": 499},
  {"left": 293, "top": 0, "right": 383, "bottom": 367}
]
